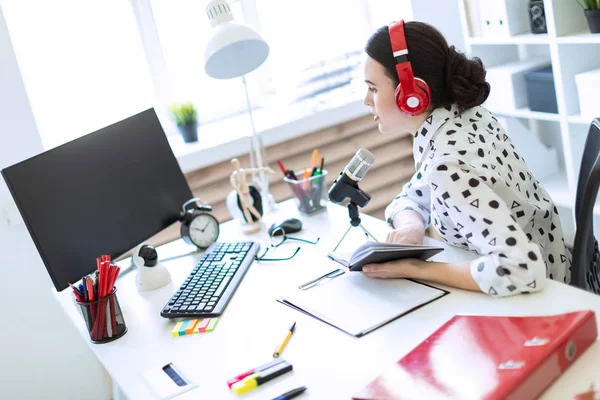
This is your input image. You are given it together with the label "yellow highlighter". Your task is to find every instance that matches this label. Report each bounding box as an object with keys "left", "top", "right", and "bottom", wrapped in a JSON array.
[
  {"left": 231, "top": 373, "right": 259, "bottom": 394},
  {"left": 231, "top": 360, "right": 293, "bottom": 395},
  {"left": 273, "top": 322, "right": 296, "bottom": 358}
]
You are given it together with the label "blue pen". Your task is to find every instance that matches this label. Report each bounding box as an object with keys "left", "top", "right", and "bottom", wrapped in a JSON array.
[{"left": 272, "top": 386, "right": 307, "bottom": 400}]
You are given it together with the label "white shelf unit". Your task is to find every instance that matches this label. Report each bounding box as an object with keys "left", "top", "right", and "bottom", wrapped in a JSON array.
[{"left": 454, "top": 0, "right": 600, "bottom": 245}]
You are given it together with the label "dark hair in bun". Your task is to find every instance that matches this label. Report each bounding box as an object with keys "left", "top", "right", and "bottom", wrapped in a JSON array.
[{"left": 365, "top": 21, "right": 490, "bottom": 112}]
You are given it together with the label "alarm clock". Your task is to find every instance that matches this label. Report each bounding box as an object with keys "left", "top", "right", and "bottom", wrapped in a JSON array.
[{"left": 180, "top": 198, "right": 220, "bottom": 249}]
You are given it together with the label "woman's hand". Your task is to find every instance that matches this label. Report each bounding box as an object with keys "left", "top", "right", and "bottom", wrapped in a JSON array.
[
  {"left": 362, "top": 260, "right": 482, "bottom": 293},
  {"left": 386, "top": 222, "right": 425, "bottom": 245},
  {"left": 387, "top": 210, "right": 426, "bottom": 245},
  {"left": 362, "top": 259, "right": 424, "bottom": 278}
]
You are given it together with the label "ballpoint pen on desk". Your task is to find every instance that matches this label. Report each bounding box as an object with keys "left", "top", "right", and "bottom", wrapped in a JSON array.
[
  {"left": 310, "top": 158, "right": 323, "bottom": 177},
  {"left": 298, "top": 268, "right": 345, "bottom": 290},
  {"left": 304, "top": 149, "right": 319, "bottom": 188},
  {"left": 277, "top": 160, "right": 288, "bottom": 177},
  {"left": 85, "top": 275, "right": 96, "bottom": 322},
  {"left": 273, "top": 322, "right": 296, "bottom": 358},
  {"left": 272, "top": 386, "right": 307, "bottom": 400},
  {"left": 311, "top": 164, "right": 326, "bottom": 209},
  {"left": 310, "top": 149, "right": 319, "bottom": 169},
  {"left": 69, "top": 283, "right": 84, "bottom": 303},
  {"left": 279, "top": 160, "right": 308, "bottom": 208},
  {"left": 288, "top": 169, "right": 299, "bottom": 181},
  {"left": 280, "top": 160, "right": 315, "bottom": 213},
  {"left": 81, "top": 279, "right": 89, "bottom": 301},
  {"left": 303, "top": 167, "right": 310, "bottom": 182}
]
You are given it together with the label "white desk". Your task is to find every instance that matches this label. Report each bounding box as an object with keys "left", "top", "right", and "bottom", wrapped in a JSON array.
[{"left": 54, "top": 200, "right": 600, "bottom": 400}]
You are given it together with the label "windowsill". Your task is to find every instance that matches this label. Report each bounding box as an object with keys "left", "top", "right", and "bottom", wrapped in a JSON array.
[{"left": 168, "top": 87, "right": 370, "bottom": 173}]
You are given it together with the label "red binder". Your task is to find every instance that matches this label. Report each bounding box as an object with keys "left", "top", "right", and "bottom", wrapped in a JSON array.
[{"left": 353, "top": 311, "right": 597, "bottom": 400}]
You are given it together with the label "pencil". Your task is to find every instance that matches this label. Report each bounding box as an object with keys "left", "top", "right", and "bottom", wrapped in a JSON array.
[
  {"left": 273, "top": 322, "right": 296, "bottom": 358},
  {"left": 310, "top": 149, "right": 319, "bottom": 171}
]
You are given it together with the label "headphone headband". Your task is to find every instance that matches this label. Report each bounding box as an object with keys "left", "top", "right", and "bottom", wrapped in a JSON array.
[{"left": 389, "top": 20, "right": 414, "bottom": 83}]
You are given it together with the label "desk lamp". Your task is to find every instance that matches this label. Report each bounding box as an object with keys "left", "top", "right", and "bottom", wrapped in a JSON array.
[{"left": 204, "top": 0, "right": 275, "bottom": 212}]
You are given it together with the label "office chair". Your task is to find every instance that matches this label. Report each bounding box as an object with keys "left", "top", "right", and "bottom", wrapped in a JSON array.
[{"left": 572, "top": 118, "right": 600, "bottom": 294}]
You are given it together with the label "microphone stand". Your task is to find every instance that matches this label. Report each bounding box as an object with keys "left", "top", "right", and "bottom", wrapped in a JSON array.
[
  {"left": 332, "top": 201, "right": 378, "bottom": 253},
  {"left": 330, "top": 182, "right": 379, "bottom": 253}
]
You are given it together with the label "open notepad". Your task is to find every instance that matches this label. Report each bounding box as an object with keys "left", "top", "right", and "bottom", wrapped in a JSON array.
[
  {"left": 277, "top": 273, "right": 448, "bottom": 337},
  {"left": 328, "top": 241, "right": 444, "bottom": 271}
]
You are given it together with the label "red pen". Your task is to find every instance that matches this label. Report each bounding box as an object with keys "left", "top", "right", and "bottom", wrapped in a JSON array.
[
  {"left": 227, "top": 359, "right": 287, "bottom": 389},
  {"left": 277, "top": 160, "right": 287, "bottom": 176},
  {"left": 69, "top": 283, "right": 84, "bottom": 302}
]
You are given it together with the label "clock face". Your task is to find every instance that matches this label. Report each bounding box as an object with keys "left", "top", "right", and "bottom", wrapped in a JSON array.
[{"left": 188, "top": 214, "right": 219, "bottom": 248}]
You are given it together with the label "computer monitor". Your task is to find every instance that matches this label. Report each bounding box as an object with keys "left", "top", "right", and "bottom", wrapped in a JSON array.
[{"left": 1, "top": 108, "right": 193, "bottom": 291}]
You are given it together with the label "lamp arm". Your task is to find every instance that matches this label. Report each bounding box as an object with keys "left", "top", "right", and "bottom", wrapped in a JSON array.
[{"left": 243, "top": 75, "right": 267, "bottom": 173}]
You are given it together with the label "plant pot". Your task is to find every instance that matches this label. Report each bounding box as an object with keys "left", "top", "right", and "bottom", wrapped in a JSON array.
[
  {"left": 178, "top": 122, "right": 198, "bottom": 143},
  {"left": 585, "top": 9, "right": 600, "bottom": 34}
]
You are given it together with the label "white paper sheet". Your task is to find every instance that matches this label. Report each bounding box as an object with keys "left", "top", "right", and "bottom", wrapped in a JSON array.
[{"left": 279, "top": 273, "right": 447, "bottom": 337}]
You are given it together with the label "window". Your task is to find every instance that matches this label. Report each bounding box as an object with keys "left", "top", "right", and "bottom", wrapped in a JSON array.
[
  {"left": 255, "top": 0, "right": 371, "bottom": 104},
  {"left": 148, "top": 0, "right": 413, "bottom": 128},
  {"left": 367, "top": 0, "right": 413, "bottom": 28},
  {"left": 3, "top": 0, "right": 154, "bottom": 150},
  {"left": 149, "top": 0, "right": 251, "bottom": 125},
  {"left": 4, "top": 0, "right": 413, "bottom": 147},
  {"left": 253, "top": 0, "right": 413, "bottom": 107}
]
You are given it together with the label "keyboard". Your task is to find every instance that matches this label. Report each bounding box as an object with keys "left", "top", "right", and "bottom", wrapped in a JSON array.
[{"left": 160, "top": 241, "right": 259, "bottom": 318}]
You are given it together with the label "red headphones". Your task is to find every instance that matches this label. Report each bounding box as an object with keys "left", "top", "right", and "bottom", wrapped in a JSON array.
[{"left": 389, "top": 20, "right": 431, "bottom": 116}]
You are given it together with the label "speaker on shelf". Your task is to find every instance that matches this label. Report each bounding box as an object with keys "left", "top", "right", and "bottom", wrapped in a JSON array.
[{"left": 529, "top": 0, "right": 547, "bottom": 34}]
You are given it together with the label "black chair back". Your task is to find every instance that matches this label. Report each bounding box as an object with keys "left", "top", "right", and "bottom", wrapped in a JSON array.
[{"left": 572, "top": 118, "right": 600, "bottom": 294}]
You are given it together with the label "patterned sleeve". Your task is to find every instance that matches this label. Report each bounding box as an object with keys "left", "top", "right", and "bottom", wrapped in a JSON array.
[
  {"left": 428, "top": 157, "right": 547, "bottom": 297},
  {"left": 385, "top": 171, "right": 431, "bottom": 229}
]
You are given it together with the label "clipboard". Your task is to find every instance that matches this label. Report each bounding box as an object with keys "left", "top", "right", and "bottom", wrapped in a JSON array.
[{"left": 278, "top": 273, "right": 448, "bottom": 337}]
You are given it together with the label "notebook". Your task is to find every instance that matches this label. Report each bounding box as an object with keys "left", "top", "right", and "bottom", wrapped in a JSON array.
[
  {"left": 328, "top": 241, "right": 444, "bottom": 272},
  {"left": 277, "top": 273, "right": 448, "bottom": 337},
  {"left": 353, "top": 310, "right": 598, "bottom": 399}
]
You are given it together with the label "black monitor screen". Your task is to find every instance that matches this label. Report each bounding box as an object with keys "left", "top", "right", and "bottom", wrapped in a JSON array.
[{"left": 2, "top": 108, "right": 193, "bottom": 291}]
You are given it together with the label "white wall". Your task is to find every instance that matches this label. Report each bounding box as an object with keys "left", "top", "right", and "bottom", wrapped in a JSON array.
[
  {"left": 0, "top": 7, "right": 112, "bottom": 399},
  {"left": 411, "top": 0, "right": 466, "bottom": 52}
]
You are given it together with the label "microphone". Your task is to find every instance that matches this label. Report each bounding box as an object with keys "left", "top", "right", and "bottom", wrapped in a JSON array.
[{"left": 328, "top": 148, "right": 375, "bottom": 207}]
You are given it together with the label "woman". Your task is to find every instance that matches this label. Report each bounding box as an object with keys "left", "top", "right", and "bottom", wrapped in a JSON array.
[{"left": 361, "top": 21, "right": 569, "bottom": 297}]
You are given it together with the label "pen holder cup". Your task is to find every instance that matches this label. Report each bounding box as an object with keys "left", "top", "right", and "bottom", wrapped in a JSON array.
[
  {"left": 284, "top": 169, "right": 328, "bottom": 215},
  {"left": 76, "top": 287, "right": 127, "bottom": 344}
]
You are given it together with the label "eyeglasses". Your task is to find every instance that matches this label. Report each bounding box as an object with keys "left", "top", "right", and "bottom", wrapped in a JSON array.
[{"left": 254, "top": 227, "right": 320, "bottom": 262}]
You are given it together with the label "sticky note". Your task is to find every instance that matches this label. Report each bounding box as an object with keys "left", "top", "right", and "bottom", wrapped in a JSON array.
[
  {"left": 185, "top": 319, "right": 199, "bottom": 335},
  {"left": 178, "top": 320, "right": 190, "bottom": 336},
  {"left": 196, "top": 318, "right": 211, "bottom": 333},
  {"left": 172, "top": 321, "right": 184, "bottom": 338},
  {"left": 206, "top": 318, "right": 219, "bottom": 332}
]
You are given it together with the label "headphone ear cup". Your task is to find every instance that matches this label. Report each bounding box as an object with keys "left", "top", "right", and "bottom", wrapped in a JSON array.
[
  {"left": 394, "top": 83, "right": 404, "bottom": 111},
  {"left": 414, "top": 78, "right": 431, "bottom": 112},
  {"left": 395, "top": 79, "right": 431, "bottom": 116}
]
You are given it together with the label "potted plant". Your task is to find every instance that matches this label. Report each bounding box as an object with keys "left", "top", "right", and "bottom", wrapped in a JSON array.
[
  {"left": 577, "top": 0, "right": 600, "bottom": 33},
  {"left": 170, "top": 102, "right": 198, "bottom": 143}
]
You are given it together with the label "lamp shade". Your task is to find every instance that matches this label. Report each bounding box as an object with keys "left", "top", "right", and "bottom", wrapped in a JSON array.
[{"left": 204, "top": 0, "right": 269, "bottom": 79}]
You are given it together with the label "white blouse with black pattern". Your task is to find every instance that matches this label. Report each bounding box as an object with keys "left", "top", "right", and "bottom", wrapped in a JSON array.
[{"left": 385, "top": 103, "right": 570, "bottom": 297}]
